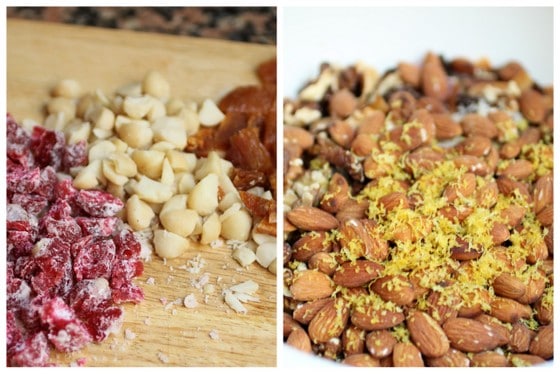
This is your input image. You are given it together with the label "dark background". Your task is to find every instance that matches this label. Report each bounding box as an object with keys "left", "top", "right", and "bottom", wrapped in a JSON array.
[{"left": 7, "top": 7, "right": 276, "bottom": 45}]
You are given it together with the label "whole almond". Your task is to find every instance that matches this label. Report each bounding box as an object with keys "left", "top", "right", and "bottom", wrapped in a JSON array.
[
  {"left": 496, "top": 177, "right": 531, "bottom": 202},
  {"left": 332, "top": 259, "right": 384, "bottom": 288},
  {"left": 432, "top": 113, "right": 463, "bottom": 140},
  {"left": 536, "top": 205, "right": 553, "bottom": 227},
  {"left": 500, "top": 205, "right": 527, "bottom": 228},
  {"left": 492, "top": 273, "right": 526, "bottom": 299},
  {"left": 292, "top": 231, "right": 331, "bottom": 262},
  {"left": 284, "top": 125, "right": 314, "bottom": 149},
  {"left": 393, "top": 342, "right": 424, "bottom": 367},
  {"left": 470, "top": 351, "right": 508, "bottom": 367},
  {"left": 329, "top": 120, "right": 355, "bottom": 148},
  {"left": 290, "top": 270, "right": 335, "bottom": 301},
  {"left": 497, "top": 159, "right": 533, "bottom": 180},
  {"left": 407, "top": 309, "right": 450, "bottom": 358},
  {"left": 398, "top": 62, "right": 421, "bottom": 87},
  {"left": 293, "top": 298, "right": 332, "bottom": 324},
  {"left": 320, "top": 172, "right": 350, "bottom": 213},
  {"left": 489, "top": 297, "right": 532, "bottom": 323},
  {"left": 286, "top": 206, "right": 339, "bottom": 231},
  {"left": 421, "top": 52, "right": 448, "bottom": 101},
  {"left": 509, "top": 322, "right": 534, "bottom": 353},
  {"left": 336, "top": 198, "right": 368, "bottom": 222},
  {"left": 284, "top": 312, "right": 301, "bottom": 338},
  {"left": 286, "top": 328, "right": 312, "bottom": 353},
  {"left": 516, "top": 273, "right": 546, "bottom": 304},
  {"left": 474, "top": 314, "right": 511, "bottom": 346},
  {"left": 425, "top": 348, "right": 470, "bottom": 367},
  {"left": 424, "top": 290, "right": 460, "bottom": 324},
  {"left": 337, "top": 219, "right": 389, "bottom": 261},
  {"left": 405, "top": 146, "right": 446, "bottom": 173},
  {"left": 342, "top": 353, "right": 381, "bottom": 367},
  {"left": 444, "top": 172, "right": 476, "bottom": 202},
  {"left": 526, "top": 239, "right": 548, "bottom": 264},
  {"left": 453, "top": 154, "right": 490, "bottom": 176},
  {"left": 509, "top": 354, "right": 546, "bottom": 367},
  {"left": 370, "top": 274, "right": 415, "bottom": 306},
  {"left": 379, "top": 191, "right": 409, "bottom": 212},
  {"left": 529, "top": 324, "right": 553, "bottom": 359},
  {"left": 351, "top": 305, "right": 405, "bottom": 330},
  {"left": 342, "top": 325, "right": 366, "bottom": 356},
  {"left": 357, "top": 110, "right": 385, "bottom": 135},
  {"left": 533, "top": 174, "right": 553, "bottom": 214},
  {"left": 450, "top": 236, "right": 483, "bottom": 260},
  {"left": 500, "top": 141, "right": 521, "bottom": 159},
  {"left": 491, "top": 222, "right": 510, "bottom": 245},
  {"left": 308, "top": 252, "right": 338, "bottom": 276},
  {"left": 443, "top": 317, "right": 502, "bottom": 352},
  {"left": 308, "top": 298, "right": 350, "bottom": 343},
  {"left": 330, "top": 88, "right": 358, "bottom": 118},
  {"left": 461, "top": 113, "right": 498, "bottom": 139},
  {"left": 534, "top": 295, "right": 553, "bottom": 325},
  {"left": 520, "top": 89, "right": 546, "bottom": 123},
  {"left": 351, "top": 133, "right": 378, "bottom": 157},
  {"left": 365, "top": 329, "right": 397, "bottom": 358},
  {"left": 458, "top": 135, "right": 492, "bottom": 157}
]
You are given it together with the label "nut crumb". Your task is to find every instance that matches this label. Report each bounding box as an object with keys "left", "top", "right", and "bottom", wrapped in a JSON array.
[
  {"left": 157, "top": 352, "right": 169, "bottom": 364},
  {"left": 145, "top": 277, "right": 155, "bottom": 285},
  {"left": 124, "top": 328, "right": 136, "bottom": 340},
  {"left": 183, "top": 293, "right": 198, "bottom": 309},
  {"left": 209, "top": 329, "right": 220, "bottom": 340}
]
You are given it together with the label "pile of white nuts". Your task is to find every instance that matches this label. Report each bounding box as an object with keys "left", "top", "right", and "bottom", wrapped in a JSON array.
[{"left": 35, "top": 71, "right": 276, "bottom": 273}]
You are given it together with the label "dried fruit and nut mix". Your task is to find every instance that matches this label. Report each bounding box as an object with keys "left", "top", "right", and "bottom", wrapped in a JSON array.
[
  {"left": 7, "top": 58, "right": 276, "bottom": 366},
  {"left": 283, "top": 53, "right": 553, "bottom": 367}
]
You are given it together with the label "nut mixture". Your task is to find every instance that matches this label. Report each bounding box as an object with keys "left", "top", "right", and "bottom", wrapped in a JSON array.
[{"left": 283, "top": 52, "right": 553, "bottom": 367}]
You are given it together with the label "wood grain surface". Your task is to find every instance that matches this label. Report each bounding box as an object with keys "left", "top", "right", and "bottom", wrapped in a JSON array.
[{"left": 6, "top": 19, "right": 277, "bottom": 367}]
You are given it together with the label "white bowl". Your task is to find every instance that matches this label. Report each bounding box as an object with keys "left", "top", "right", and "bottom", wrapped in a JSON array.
[{"left": 282, "top": 5, "right": 553, "bottom": 368}]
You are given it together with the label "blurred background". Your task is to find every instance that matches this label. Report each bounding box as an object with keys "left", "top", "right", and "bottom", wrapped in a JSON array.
[{"left": 7, "top": 7, "right": 276, "bottom": 45}]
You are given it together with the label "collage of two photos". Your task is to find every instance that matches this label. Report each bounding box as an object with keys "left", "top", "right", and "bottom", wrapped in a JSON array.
[{"left": 4, "top": 4, "right": 554, "bottom": 368}]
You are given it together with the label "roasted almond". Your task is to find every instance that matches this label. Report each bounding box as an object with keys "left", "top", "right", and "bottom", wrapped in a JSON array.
[
  {"left": 337, "top": 219, "right": 389, "bottom": 261},
  {"left": 509, "top": 322, "right": 534, "bottom": 353},
  {"left": 308, "top": 252, "right": 338, "bottom": 276},
  {"left": 342, "top": 325, "right": 366, "bottom": 356},
  {"left": 393, "top": 342, "right": 424, "bottom": 367},
  {"left": 432, "top": 113, "right": 462, "bottom": 140},
  {"left": 351, "top": 305, "right": 405, "bottom": 330},
  {"left": 350, "top": 133, "right": 378, "bottom": 157},
  {"left": 342, "top": 353, "right": 381, "bottom": 367},
  {"left": 407, "top": 309, "right": 450, "bottom": 358},
  {"left": 489, "top": 297, "right": 532, "bottom": 323},
  {"left": 529, "top": 324, "right": 553, "bottom": 359},
  {"left": 365, "top": 329, "right": 397, "bottom": 358},
  {"left": 332, "top": 259, "right": 384, "bottom": 288},
  {"left": 379, "top": 191, "right": 409, "bottom": 212},
  {"left": 357, "top": 110, "right": 385, "bottom": 135},
  {"left": 292, "top": 231, "right": 331, "bottom": 262},
  {"left": 497, "top": 159, "right": 533, "bottom": 180},
  {"left": 461, "top": 113, "right": 498, "bottom": 139},
  {"left": 424, "top": 290, "right": 460, "bottom": 324},
  {"left": 453, "top": 154, "right": 490, "bottom": 176},
  {"left": 370, "top": 274, "right": 415, "bottom": 305},
  {"left": 536, "top": 205, "right": 553, "bottom": 227},
  {"left": 290, "top": 270, "right": 335, "bottom": 301},
  {"left": 425, "top": 348, "right": 470, "bottom": 367},
  {"left": 516, "top": 273, "right": 546, "bottom": 304},
  {"left": 320, "top": 172, "right": 350, "bottom": 213},
  {"left": 286, "top": 206, "right": 339, "bottom": 231},
  {"left": 286, "top": 328, "right": 312, "bottom": 353},
  {"left": 442, "top": 317, "right": 502, "bottom": 353},
  {"left": 330, "top": 88, "right": 358, "bottom": 118},
  {"left": 398, "top": 62, "right": 421, "bottom": 87},
  {"left": 491, "top": 222, "right": 510, "bottom": 245},
  {"left": 474, "top": 314, "right": 511, "bottom": 346},
  {"left": 509, "top": 354, "right": 546, "bottom": 367},
  {"left": 450, "top": 236, "right": 483, "bottom": 260},
  {"left": 492, "top": 273, "right": 526, "bottom": 299},
  {"left": 308, "top": 298, "right": 350, "bottom": 343},
  {"left": 519, "top": 88, "right": 546, "bottom": 123},
  {"left": 293, "top": 298, "right": 332, "bottom": 325},
  {"left": 284, "top": 312, "right": 301, "bottom": 338},
  {"left": 470, "top": 351, "right": 508, "bottom": 367},
  {"left": 534, "top": 295, "right": 553, "bottom": 325},
  {"left": 421, "top": 52, "right": 448, "bottom": 101},
  {"left": 457, "top": 135, "right": 492, "bottom": 157},
  {"left": 284, "top": 125, "right": 314, "bottom": 149},
  {"left": 335, "top": 198, "right": 368, "bottom": 222},
  {"left": 533, "top": 174, "right": 553, "bottom": 214},
  {"left": 329, "top": 120, "right": 355, "bottom": 148},
  {"left": 499, "top": 205, "right": 527, "bottom": 228}
]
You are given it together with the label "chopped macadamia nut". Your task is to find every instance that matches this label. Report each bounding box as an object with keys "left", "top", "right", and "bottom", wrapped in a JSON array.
[{"left": 198, "top": 99, "right": 225, "bottom": 127}]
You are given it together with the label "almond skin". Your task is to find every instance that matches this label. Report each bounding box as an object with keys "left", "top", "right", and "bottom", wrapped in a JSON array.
[
  {"left": 332, "top": 259, "right": 384, "bottom": 288},
  {"left": 470, "top": 351, "right": 509, "bottom": 367},
  {"left": 308, "top": 298, "right": 350, "bottom": 343},
  {"left": 286, "top": 328, "right": 312, "bottom": 353},
  {"left": 342, "top": 354, "right": 381, "bottom": 367},
  {"left": 443, "top": 317, "right": 502, "bottom": 353},
  {"left": 407, "top": 309, "right": 450, "bottom": 358},
  {"left": 492, "top": 273, "right": 526, "bottom": 299},
  {"left": 489, "top": 297, "right": 532, "bottom": 323},
  {"left": 421, "top": 52, "right": 448, "bottom": 101},
  {"left": 529, "top": 324, "right": 553, "bottom": 359},
  {"left": 290, "top": 270, "right": 335, "bottom": 301},
  {"left": 286, "top": 206, "right": 339, "bottom": 231},
  {"left": 351, "top": 305, "right": 405, "bottom": 330},
  {"left": 425, "top": 348, "right": 470, "bottom": 367},
  {"left": 393, "top": 342, "right": 424, "bottom": 367},
  {"left": 365, "top": 329, "right": 397, "bottom": 358},
  {"left": 370, "top": 274, "right": 415, "bottom": 306}
]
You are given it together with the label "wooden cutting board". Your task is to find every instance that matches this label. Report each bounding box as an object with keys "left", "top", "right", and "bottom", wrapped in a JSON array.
[{"left": 6, "top": 19, "right": 277, "bottom": 367}]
